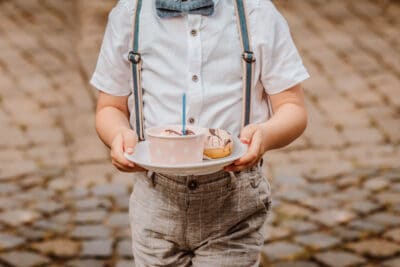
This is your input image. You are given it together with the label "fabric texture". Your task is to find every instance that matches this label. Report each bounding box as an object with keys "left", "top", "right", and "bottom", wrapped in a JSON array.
[
  {"left": 129, "top": 167, "right": 271, "bottom": 267},
  {"left": 156, "top": 0, "right": 215, "bottom": 18},
  {"left": 90, "top": 0, "right": 309, "bottom": 137}
]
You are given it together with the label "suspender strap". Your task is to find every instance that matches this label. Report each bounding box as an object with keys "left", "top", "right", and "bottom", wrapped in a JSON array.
[
  {"left": 128, "top": 0, "right": 145, "bottom": 141},
  {"left": 234, "top": 0, "right": 255, "bottom": 128}
]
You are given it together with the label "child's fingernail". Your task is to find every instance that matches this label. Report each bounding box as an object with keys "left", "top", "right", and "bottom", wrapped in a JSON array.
[
  {"left": 126, "top": 148, "right": 133, "bottom": 154},
  {"left": 129, "top": 163, "right": 135, "bottom": 167},
  {"left": 240, "top": 138, "right": 250, "bottom": 144}
]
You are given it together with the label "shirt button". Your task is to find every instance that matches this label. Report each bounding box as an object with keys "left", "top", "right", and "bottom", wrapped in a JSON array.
[
  {"left": 188, "top": 117, "right": 195, "bottom": 124},
  {"left": 188, "top": 180, "right": 198, "bottom": 190},
  {"left": 190, "top": 29, "right": 197, "bottom": 36},
  {"left": 192, "top": 75, "right": 199, "bottom": 82}
]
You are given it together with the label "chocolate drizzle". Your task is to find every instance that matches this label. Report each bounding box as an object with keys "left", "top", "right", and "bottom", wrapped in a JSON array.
[
  {"left": 164, "top": 129, "right": 195, "bottom": 136},
  {"left": 209, "top": 128, "right": 222, "bottom": 141}
]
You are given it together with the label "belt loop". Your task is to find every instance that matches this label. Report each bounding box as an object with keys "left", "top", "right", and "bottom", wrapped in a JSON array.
[
  {"left": 229, "top": 171, "right": 237, "bottom": 188},
  {"left": 146, "top": 171, "right": 156, "bottom": 187}
]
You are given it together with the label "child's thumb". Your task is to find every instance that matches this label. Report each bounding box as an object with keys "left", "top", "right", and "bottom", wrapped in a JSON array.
[
  {"left": 122, "top": 130, "right": 138, "bottom": 154},
  {"left": 239, "top": 124, "right": 257, "bottom": 144}
]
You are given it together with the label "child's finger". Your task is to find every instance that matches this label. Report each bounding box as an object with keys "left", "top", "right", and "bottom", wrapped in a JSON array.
[
  {"left": 239, "top": 124, "right": 258, "bottom": 144},
  {"left": 122, "top": 130, "right": 138, "bottom": 154},
  {"left": 235, "top": 132, "right": 262, "bottom": 165}
]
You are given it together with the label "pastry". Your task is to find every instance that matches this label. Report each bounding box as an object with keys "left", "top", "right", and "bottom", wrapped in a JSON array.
[{"left": 203, "top": 128, "right": 233, "bottom": 159}]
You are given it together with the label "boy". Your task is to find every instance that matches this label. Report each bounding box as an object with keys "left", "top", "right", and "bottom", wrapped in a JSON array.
[{"left": 91, "top": 0, "right": 309, "bottom": 266}]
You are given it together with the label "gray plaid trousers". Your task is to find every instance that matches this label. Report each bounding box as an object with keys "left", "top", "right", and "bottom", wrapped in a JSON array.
[{"left": 129, "top": 167, "right": 271, "bottom": 267}]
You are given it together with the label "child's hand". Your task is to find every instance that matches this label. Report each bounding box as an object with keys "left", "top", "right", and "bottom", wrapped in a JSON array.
[
  {"left": 110, "top": 129, "right": 145, "bottom": 172},
  {"left": 224, "top": 124, "right": 265, "bottom": 172}
]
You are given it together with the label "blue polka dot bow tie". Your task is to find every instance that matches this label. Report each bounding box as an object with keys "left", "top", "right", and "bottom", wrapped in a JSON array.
[{"left": 156, "top": 0, "right": 215, "bottom": 18}]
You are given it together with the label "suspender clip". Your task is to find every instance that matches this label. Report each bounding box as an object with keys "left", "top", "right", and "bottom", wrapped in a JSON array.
[
  {"left": 128, "top": 51, "right": 142, "bottom": 64},
  {"left": 242, "top": 51, "right": 255, "bottom": 63}
]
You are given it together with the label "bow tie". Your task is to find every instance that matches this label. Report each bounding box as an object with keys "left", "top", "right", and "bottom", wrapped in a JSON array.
[{"left": 156, "top": 0, "right": 215, "bottom": 18}]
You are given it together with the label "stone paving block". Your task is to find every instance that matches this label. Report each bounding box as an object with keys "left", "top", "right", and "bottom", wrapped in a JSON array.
[
  {"left": 0, "top": 233, "right": 25, "bottom": 250},
  {"left": 274, "top": 261, "right": 319, "bottom": 267},
  {"left": 74, "top": 198, "right": 112, "bottom": 210},
  {"left": 0, "top": 209, "right": 40, "bottom": 226},
  {"left": 309, "top": 209, "right": 356, "bottom": 227},
  {"left": 383, "top": 257, "right": 400, "bottom": 267},
  {"left": 263, "top": 225, "right": 291, "bottom": 242},
  {"left": 384, "top": 228, "right": 400, "bottom": 244},
  {"left": 107, "top": 212, "right": 130, "bottom": 228},
  {"left": 261, "top": 241, "right": 306, "bottom": 262},
  {"left": 366, "top": 212, "right": 400, "bottom": 227},
  {"left": 116, "top": 260, "right": 135, "bottom": 267},
  {"left": 281, "top": 220, "right": 318, "bottom": 234},
  {"left": 348, "top": 219, "right": 385, "bottom": 235},
  {"left": 92, "top": 184, "right": 128, "bottom": 197},
  {"left": 71, "top": 225, "right": 111, "bottom": 239},
  {"left": 31, "top": 239, "right": 80, "bottom": 258},
  {"left": 295, "top": 232, "right": 341, "bottom": 250},
  {"left": 0, "top": 251, "right": 50, "bottom": 267},
  {"left": 75, "top": 210, "right": 107, "bottom": 224},
  {"left": 117, "top": 239, "right": 133, "bottom": 258},
  {"left": 66, "top": 259, "right": 106, "bottom": 267},
  {"left": 81, "top": 239, "right": 113, "bottom": 257},
  {"left": 314, "top": 250, "right": 366, "bottom": 267},
  {"left": 346, "top": 239, "right": 400, "bottom": 258},
  {"left": 332, "top": 227, "right": 365, "bottom": 241}
]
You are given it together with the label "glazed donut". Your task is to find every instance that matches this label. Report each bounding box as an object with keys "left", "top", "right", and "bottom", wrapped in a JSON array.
[{"left": 203, "top": 128, "right": 233, "bottom": 159}]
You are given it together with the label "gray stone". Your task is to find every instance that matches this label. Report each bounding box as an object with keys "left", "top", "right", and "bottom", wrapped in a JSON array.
[
  {"left": 333, "top": 227, "right": 365, "bottom": 241},
  {"left": 348, "top": 219, "right": 384, "bottom": 234},
  {"left": 274, "top": 261, "right": 319, "bottom": 267},
  {"left": 0, "top": 209, "right": 40, "bottom": 226},
  {"left": 92, "top": 184, "right": 127, "bottom": 197},
  {"left": 81, "top": 239, "right": 113, "bottom": 257},
  {"left": 310, "top": 209, "right": 356, "bottom": 227},
  {"left": 347, "top": 200, "right": 381, "bottom": 214},
  {"left": 75, "top": 210, "right": 107, "bottom": 224},
  {"left": 33, "top": 220, "right": 66, "bottom": 234},
  {"left": 0, "top": 183, "right": 19, "bottom": 195},
  {"left": 314, "top": 250, "right": 366, "bottom": 267},
  {"left": 0, "top": 233, "right": 25, "bottom": 249},
  {"left": 383, "top": 257, "right": 400, "bottom": 267},
  {"left": 34, "top": 201, "right": 65, "bottom": 215},
  {"left": 75, "top": 198, "right": 112, "bottom": 210},
  {"left": 384, "top": 227, "right": 400, "bottom": 243},
  {"left": 117, "top": 239, "right": 133, "bottom": 257},
  {"left": 67, "top": 259, "right": 106, "bottom": 267},
  {"left": 115, "top": 195, "right": 130, "bottom": 210},
  {"left": 281, "top": 220, "right": 318, "bottom": 233},
  {"left": 71, "top": 225, "right": 111, "bottom": 239},
  {"left": 346, "top": 239, "right": 400, "bottom": 258},
  {"left": 31, "top": 239, "right": 80, "bottom": 258},
  {"left": 263, "top": 225, "right": 291, "bottom": 242},
  {"left": 261, "top": 241, "right": 306, "bottom": 261},
  {"left": 0, "top": 251, "right": 49, "bottom": 267},
  {"left": 366, "top": 212, "right": 400, "bottom": 227},
  {"left": 363, "top": 177, "right": 389, "bottom": 191},
  {"left": 295, "top": 232, "right": 340, "bottom": 250},
  {"left": 304, "top": 183, "right": 335, "bottom": 195},
  {"left": 116, "top": 260, "right": 135, "bottom": 267},
  {"left": 107, "top": 212, "right": 130, "bottom": 227},
  {"left": 277, "top": 190, "right": 310, "bottom": 202},
  {"left": 17, "top": 227, "right": 49, "bottom": 241}
]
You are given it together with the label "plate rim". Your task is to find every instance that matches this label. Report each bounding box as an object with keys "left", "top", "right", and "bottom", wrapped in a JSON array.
[{"left": 124, "top": 136, "right": 247, "bottom": 170}]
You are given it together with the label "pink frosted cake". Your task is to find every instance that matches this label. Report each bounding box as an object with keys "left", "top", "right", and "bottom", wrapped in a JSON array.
[{"left": 145, "top": 125, "right": 206, "bottom": 165}]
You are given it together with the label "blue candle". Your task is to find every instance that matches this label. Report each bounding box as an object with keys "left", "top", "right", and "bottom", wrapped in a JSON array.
[{"left": 182, "top": 93, "right": 186, "bottom": 135}]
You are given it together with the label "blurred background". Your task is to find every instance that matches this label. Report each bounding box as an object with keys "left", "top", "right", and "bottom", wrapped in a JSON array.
[{"left": 0, "top": 0, "right": 399, "bottom": 266}]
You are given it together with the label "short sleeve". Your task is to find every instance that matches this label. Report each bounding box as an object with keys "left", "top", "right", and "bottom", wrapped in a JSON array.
[
  {"left": 259, "top": 2, "right": 309, "bottom": 95},
  {"left": 90, "top": 1, "right": 133, "bottom": 96}
]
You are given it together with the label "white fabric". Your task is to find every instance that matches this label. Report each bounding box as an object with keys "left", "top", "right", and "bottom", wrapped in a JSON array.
[{"left": 90, "top": 0, "right": 309, "bottom": 136}]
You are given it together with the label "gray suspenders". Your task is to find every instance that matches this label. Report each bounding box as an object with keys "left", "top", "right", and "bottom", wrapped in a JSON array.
[{"left": 128, "top": 0, "right": 255, "bottom": 141}]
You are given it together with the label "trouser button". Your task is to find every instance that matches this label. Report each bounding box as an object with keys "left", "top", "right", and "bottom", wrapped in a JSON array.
[{"left": 188, "top": 180, "right": 198, "bottom": 190}]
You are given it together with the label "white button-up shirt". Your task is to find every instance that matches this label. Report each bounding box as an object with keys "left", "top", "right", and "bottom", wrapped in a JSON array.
[{"left": 91, "top": 0, "right": 309, "bottom": 136}]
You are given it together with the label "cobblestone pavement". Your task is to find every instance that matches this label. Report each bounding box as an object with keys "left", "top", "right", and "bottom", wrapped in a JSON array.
[{"left": 0, "top": 0, "right": 399, "bottom": 266}]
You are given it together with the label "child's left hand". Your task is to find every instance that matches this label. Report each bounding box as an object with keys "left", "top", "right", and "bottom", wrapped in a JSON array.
[{"left": 224, "top": 124, "right": 265, "bottom": 172}]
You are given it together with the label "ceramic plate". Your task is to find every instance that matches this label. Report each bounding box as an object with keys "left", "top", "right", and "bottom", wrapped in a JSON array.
[{"left": 124, "top": 136, "right": 247, "bottom": 175}]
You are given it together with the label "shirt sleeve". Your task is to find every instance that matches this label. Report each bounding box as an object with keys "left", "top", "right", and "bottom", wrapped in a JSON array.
[
  {"left": 259, "top": 2, "right": 310, "bottom": 95},
  {"left": 90, "top": 1, "right": 133, "bottom": 96}
]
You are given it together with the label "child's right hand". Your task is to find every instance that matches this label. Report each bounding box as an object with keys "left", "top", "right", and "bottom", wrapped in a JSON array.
[{"left": 110, "top": 129, "right": 145, "bottom": 172}]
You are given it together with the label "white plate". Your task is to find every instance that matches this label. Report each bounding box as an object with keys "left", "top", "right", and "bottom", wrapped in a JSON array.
[{"left": 125, "top": 136, "right": 247, "bottom": 175}]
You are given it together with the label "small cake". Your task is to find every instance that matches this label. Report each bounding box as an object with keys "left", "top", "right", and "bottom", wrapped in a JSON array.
[{"left": 203, "top": 128, "right": 233, "bottom": 159}]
